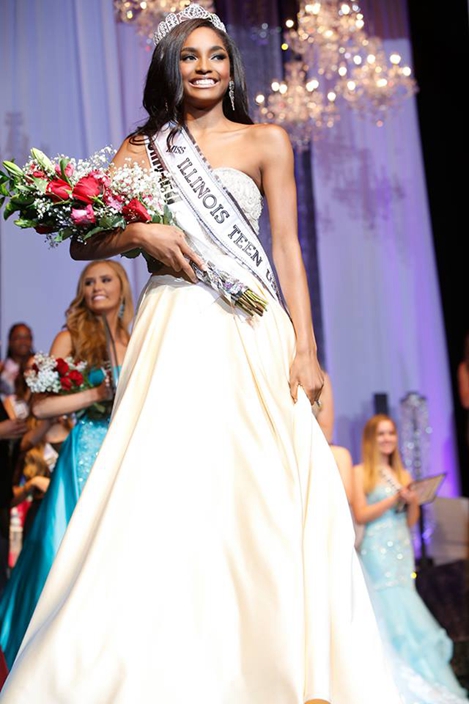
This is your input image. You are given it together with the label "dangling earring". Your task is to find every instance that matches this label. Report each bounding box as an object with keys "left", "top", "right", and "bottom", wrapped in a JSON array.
[
  {"left": 118, "top": 299, "right": 125, "bottom": 320},
  {"left": 229, "top": 80, "right": 235, "bottom": 111}
]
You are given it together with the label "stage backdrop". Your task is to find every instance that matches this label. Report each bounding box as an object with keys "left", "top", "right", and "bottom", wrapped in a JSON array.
[{"left": 0, "top": 0, "right": 459, "bottom": 495}]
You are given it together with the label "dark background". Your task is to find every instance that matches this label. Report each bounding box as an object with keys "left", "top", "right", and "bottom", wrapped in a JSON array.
[{"left": 407, "top": 0, "right": 469, "bottom": 495}]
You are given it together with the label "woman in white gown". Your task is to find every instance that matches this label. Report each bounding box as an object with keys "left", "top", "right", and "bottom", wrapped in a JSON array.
[{"left": 0, "top": 6, "right": 402, "bottom": 703}]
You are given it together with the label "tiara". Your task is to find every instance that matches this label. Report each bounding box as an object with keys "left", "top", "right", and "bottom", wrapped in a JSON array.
[{"left": 153, "top": 4, "right": 227, "bottom": 46}]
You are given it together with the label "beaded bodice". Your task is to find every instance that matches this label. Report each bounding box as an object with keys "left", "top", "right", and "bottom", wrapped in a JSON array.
[
  {"left": 358, "top": 483, "right": 415, "bottom": 591},
  {"left": 214, "top": 167, "right": 263, "bottom": 234}
]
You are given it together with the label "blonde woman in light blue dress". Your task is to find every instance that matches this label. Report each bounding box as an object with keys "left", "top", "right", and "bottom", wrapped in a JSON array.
[{"left": 353, "top": 413, "right": 468, "bottom": 703}]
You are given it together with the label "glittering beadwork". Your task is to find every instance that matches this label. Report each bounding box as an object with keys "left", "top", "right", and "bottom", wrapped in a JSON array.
[
  {"left": 153, "top": 4, "right": 226, "bottom": 46},
  {"left": 74, "top": 415, "right": 110, "bottom": 494},
  {"left": 358, "top": 483, "right": 414, "bottom": 590}
]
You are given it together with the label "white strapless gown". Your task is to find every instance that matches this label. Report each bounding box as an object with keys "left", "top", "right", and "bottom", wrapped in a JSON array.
[{"left": 0, "top": 169, "right": 402, "bottom": 703}]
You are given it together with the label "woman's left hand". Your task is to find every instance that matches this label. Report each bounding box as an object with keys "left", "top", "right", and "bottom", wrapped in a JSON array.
[
  {"left": 399, "top": 486, "right": 419, "bottom": 506},
  {"left": 289, "top": 350, "right": 324, "bottom": 407}
]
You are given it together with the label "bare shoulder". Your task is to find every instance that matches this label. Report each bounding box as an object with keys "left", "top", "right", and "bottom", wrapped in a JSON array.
[
  {"left": 111, "top": 135, "right": 150, "bottom": 170},
  {"left": 331, "top": 445, "right": 353, "bottom": 464},
  {"left": 402, "top": 469, "right": 414, "bottom": 487},
  {"left": 50, "top": 330, "right": 73, "bottom": 357},
  {"left": 247, "top": 123, "right": 292, "bottom": 151}
]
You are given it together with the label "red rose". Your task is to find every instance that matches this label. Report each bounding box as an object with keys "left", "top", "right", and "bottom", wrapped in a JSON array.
[
  {"left": 122, "top": 198, "right": 151, "bottom": 223},
  {"left": 72, "top": 173, "right": 104, "bottom": 204},
  {"left": 34, "top": 225, "right": 54, "bottom": 234},
  {"left": 71, "top": 204, "right": 96, "bottom": 227},
  {"left": 60, "top": 377, "right": 72, "bottom": 391},
  {"left": 55, "top": 358, "right": 70, "bottom": 376},
  {"left": 46, "top": 178, "right": 72, "bottom": 202},
  {"left": 68, "top": 370, "right": 84, "bottom": 387},
  {"left": 30, "top": 169, "right": 48, "bottom": 179}
]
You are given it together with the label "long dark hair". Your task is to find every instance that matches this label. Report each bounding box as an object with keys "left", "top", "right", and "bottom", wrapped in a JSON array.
[
  {"left": 6, "top": 323, "right": 34, "bottom": 360},
  {"left": 130, "top": 18, "right": 253, "bottom": 144}
]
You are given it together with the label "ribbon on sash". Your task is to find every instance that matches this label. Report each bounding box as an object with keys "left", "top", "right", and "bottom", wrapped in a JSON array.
[{"left": 145, "top": 124, "right": 282, "bottom": 314}]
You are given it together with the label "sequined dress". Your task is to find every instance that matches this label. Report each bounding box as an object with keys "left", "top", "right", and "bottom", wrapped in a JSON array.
[
  {"left": 359, "top": 483, "right": 468, "bottom": 702},
  {"left": 0, "top": 370, "right": 112, "bottom": 669}
]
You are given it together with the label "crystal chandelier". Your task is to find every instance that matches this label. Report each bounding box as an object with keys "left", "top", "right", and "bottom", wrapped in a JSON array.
[
  {"left": 256, "top": 1, "right": 418, "bottom": 150},
  {"left": 114, "top": 0, "right": 215, "bottom": 44}
]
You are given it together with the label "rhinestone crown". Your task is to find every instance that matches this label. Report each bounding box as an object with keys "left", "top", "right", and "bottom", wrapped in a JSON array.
[{"left": 153, "top": 4, "right": 227, "bottom": 46}]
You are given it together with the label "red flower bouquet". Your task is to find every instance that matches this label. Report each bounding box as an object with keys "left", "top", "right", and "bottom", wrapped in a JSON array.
[
  {"left": 0, "top": 147, "right": 172, "bottom": 263},
  {"left": 25, "top": 354, "right": 89, "bottom": 395}
]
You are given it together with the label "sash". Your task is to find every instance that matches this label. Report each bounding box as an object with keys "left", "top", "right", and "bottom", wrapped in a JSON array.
[{"left": 146, "top": 124, "right": 281, "bottom": 304}]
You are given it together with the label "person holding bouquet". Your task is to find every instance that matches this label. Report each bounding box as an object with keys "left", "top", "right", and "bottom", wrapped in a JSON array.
[
  {"left": 0, "top": 6, "right": 402, "bottom": 703},
  {"left": 0, "top": 260, "right": 133, "bottom": 671}
]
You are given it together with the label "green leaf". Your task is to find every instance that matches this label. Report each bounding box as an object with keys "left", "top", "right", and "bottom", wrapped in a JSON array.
[
  {"left": 82, "top": 225, "right": 107, "bottom": 238},
  {"left": 98, "top": 213, "right": 126, "bottom": 230},
  {"left": 2, "top": 160, "right": 24, "bottom": 178},
  {"left": 163, "top": 205, "right": 175, "bottom": 225},
  {"left": 151, "top": 213, "right": 162, "bottom": 224},
  {"left": 121, "top": 247, "right": 142, "bottom": 259},
  {"left": 55, "top": 227, "right": 74, "bottom": 242},
  {"left": 0, "top": 183, "right": 10, "bottom": 197},
  {"left": 10, "top": 194, "right": 35, "bottom": 206},
  {"left": 3, "top": 201, "right": 21, "bottom": 220},
  {"left": 59, "top": 157, "right": 71, "bottom": 183},
  {"left": 31, "top": 178, "right": 49, "bottom": 194},
  {"left": 13, "top": 217, "right": 39, "bottom": 228},
  {"left": 30, "top": 148, "right": 54, "bottom": 173}
]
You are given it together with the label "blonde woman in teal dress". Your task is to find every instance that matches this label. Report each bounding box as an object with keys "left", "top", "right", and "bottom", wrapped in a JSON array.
[
  {"left": 0, "top": 260, "right": 133, "bottom": 670},
  {"left": 353, "top": 413, "right": 468, "bottom": 703}
]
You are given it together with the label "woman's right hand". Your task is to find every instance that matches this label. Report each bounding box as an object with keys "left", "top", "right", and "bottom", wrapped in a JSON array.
[
  {"left": 134, "top": 222, "right": 206, "bottom": 283},
  {"left": 94, "top": 377, "right": 114, "bottom": 403},
  {"left": 29, "top": 476, "right": 51, "bottom": 494}
]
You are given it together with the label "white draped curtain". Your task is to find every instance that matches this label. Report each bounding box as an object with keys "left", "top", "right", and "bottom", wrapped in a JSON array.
[{"left": 0, "top": 0, "right": 460, "bottom": 495}]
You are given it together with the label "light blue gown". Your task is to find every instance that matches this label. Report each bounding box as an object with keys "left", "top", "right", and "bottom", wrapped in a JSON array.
[
  {"left": 0, "top": 369, "right": 113, "bottom": 669},
  {"left": 359, "top": 483, "right": 468, "bottom": 702}
]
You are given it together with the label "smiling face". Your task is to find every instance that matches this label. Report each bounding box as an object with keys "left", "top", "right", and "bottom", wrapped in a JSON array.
[
  {"left": 82, "top": 262, "right": 122, "bottom": 317},
  {"left": 8, "top": 324, "right": 33, "bottom": 360},
  {"left": 375, "top": 419, "right": 398, "bottom": 459},
  {"left": 179, "top": 26, "right": 231, "bottom": 108}
]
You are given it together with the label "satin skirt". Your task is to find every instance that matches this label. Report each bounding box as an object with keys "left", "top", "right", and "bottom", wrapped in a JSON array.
[
  {"left": 0, "top": 415, "right": 109, "bottom": 669},
  {"left": 0, "top": 270, "right": 402, "bottom": 703}
]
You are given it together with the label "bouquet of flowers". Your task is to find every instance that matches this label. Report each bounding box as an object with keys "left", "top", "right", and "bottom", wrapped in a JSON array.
[
  {"left": 25, "top": 353, "right": 91, "bottom": 394},
  {"left": 0, "top": 147, "right": 170, "bottom": 257},
  {"left": 25, "top": 353, "right": 110, "bottom": 418},
  {"left": 0, "top": 148, "right": 268, "bottom": 317}
]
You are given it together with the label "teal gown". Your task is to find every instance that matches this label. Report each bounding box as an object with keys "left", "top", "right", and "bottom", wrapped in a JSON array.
[
  {"left": 0, "top": 369, "right": 112, "bottom": 669},
  {"left": 358, "top": 483, "right": 468, "bottom": 703}
]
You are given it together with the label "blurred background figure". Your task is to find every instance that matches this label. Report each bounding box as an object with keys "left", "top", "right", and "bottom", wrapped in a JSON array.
[
  {"left": 11, "top": 414, "right": 74, "bottom": 543},
  {"left": 316, "top": 371, "right": 354, "bottom": 499},
  {"left": 352, "top": 414, "right": 467, "bottom": 701},
  {"left": 457, "top": 330, "right": 469, "bottom": 463},
  {"left": 316, "top": 371, "right": 361, "bottom": 545},
  {"left": 0, "top": 325, "right": 34, "bottom": 398},
  {"left": 0, "top": 260, "right": 134, "bottom": 671},
  {"left": 0, "top": 407, "right": 27, "bottom": 596}
]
